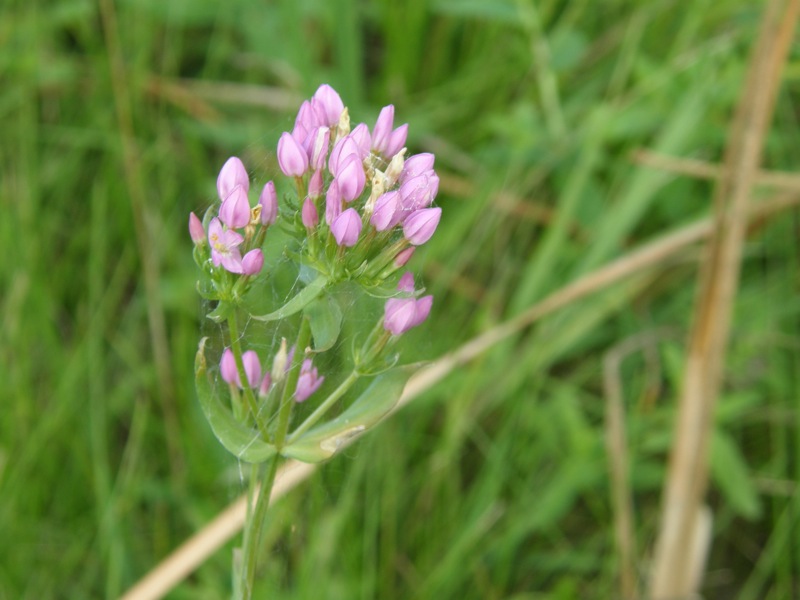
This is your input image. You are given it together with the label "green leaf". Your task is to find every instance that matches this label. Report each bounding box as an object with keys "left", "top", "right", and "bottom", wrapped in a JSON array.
[
  {"left": 711, "top": 429, "right": 761, "bottom": 520},
  {"left": 250, "top": 275, "right": 328, "bottom": 322},
  {"left": 305, "top": 293, "right": 343, "bottom": 352},
  {"left": 282, "top": 367, "right": 413, "bottom": 463},
  {"left": 195, "top": 338, "right": 277, "bottom": 463}
]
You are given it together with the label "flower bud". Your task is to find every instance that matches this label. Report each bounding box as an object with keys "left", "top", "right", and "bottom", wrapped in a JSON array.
[
  {"left": 328, "top": 136, "right": 360, "bottom": 177},
  {"left": 384, "top": 124, "right": 408, "bottom": 159},
  {"left": 336, "top": 154, "right": 366, "bottom": 202},
  {"left": 401, "top": 153, "right": 435, "bottom": 183},
  {"left": 302, "top": 196, "right": 319, "bottom": 229},
  {"left": 399, "top": 171, "right": 437, "bottom": 213},
  {"left": 295, "top": 358, "right": 324, "bottom": 402},
  {"left": 189, "top": 212, "right": 205, "bottom": 245},
  {"left": 349, "top": 123, "right": 372, "bottom": 159},
  {"left": 241, "top": 350, "right": 262, "bottom": 388},
  {"left": 220, "top": 348, "right": 239, "bottom": 385},
  {"left": 271, "top": 339, "right": 289, "bottom": 383},
  {"left": 220, "top": 348, "right": 262, "bottom": 389},
  {"left": 217, "top": 157, "right": 249, "bottom": 201},
  {"left": 312, "top": 84, "right": 345, "bottom": 127},
  {"left": 403, "top": 207, "right": 442, "bottom": 246},
  {"left": 397, "top": 272, "right": 415, "bottom": 293},
  {"left": 371, "top": 105, "right": 394, "bottom": 154},
  {"left": 308, "top": 126, "right": 330, "bottom": 171},
  {"left": 277, "top": 132, "right": 309, "bottom": 177},
  {"left": 370, "top": 191, "right": 400, "bottom": 231},
  {"left": 383, "top": 295, "right": 433, "bottom": 335},
  {"left": 331, "top": 208, "right": 362, "bottom": 247},
  {"left": 258, "top": 372, "right": 272, "bottom": 397},
  {"left": 325, "top": 180, "right": 342, "bottom": 225},
  {"left": 308, "top": 169, "right": 324, "bottom": 199},
  {"left": 393, "top": 246, "right": 415, "bottom": 267},
  {"left": 259, "top": 181, "right": 278, "bottom": 225},
  {"left": 219, "top": 185, "right": 251, "bottom": 229},
  {"left": 241, "top": 249, "right": 264, "bottom": 276}
]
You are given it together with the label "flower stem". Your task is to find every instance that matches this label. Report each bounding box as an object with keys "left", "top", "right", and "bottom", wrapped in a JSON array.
[
  {"left": 286, "top": 370, "right": 360, "bottom": 443},
  {"left": 239, "top": 454, "right": 280, "bottom": 600}
]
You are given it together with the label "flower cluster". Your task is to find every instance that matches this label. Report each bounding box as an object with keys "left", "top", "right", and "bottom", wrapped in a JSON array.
[
  {"left": 190, "top": 158, "right": 278, "bottom": 277},
  {"left": 191, "top": 84, "right": 442, "bottom": 463},
  {"left": 277, "top": 84, "right": 442, "bottom": 281}
]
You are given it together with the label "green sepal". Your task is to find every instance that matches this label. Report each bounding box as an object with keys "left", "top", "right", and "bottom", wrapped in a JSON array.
[
  {"left": 250, "top": 275, "right": 328, "bottom": 322},
  {"left": 281, "top": 367, "right": 413, "bottom": 463},
  {"left": 195, "top": 338, "right": 277, "bottom": 463},
  {"left": 305, "top": 293, "right": 343, "bottom": 352}
]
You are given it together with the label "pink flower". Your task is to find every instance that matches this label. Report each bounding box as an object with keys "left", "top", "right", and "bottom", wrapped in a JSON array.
[
  {"left": 397, "top": 272, "right": 415, "bottom": 293},
  {"left": 259, "top": 181, "right": 278, "bottom": 225},
  {"left": 308, "top": 169, "right": 324, "bottom": 199},
  {"left": 277, "top": 132, "right": 309, "bottom": 177},
  {"left": 217, "top": 157, "right": 250, "bottom": 201},
  {"left": 295, "top": 358, "right": 324, "bottom": 402},
  {"left": 371, "top": 105, "right": 395, "bottom": 155},
  {"left": 403, "top": 207, "right": 442, "bottom": 246},
  {"left": 349, "top": 123, "right": 372, "bottom": 159},
  {"left": 220, "top": 348, "right": 263, "bottom": 389},
  {"left": 218, "top": 185, "right": 251, "bottom": 229},
  {"left": 189, "top": 212, "right": 205, "bottom": 245},
  {"left": 383, "top": 295, "right": 433, "bottom": 335},
  {"left": 331, "top": 208, "right": 362, "bottom": 247},
  {"left": 393, "top": 247, "right": 415, "bottom": 267},
  {"left": 307, "top": 126, "right": 331, "bottom": 171},
  {"left": 372, "top": 105, "right": 408, "bottom": 158},
  {"left": 328, "top": 136, "right": 360, "bottom": 177},
  {"left": 401, "top": 153, "right": 435, "bottom": 183},
  {"left": 335, "top": 154, "right": 366, "bottom": 202},
  {"left": 241, "top": 249, "right": 264, "bottom": 276},
  {"left": 370, "top": 191, "right": 400, "bottom": 231},
  {"left": 398, "top": 171, "right": 438, "bottom": 213},
  {"left": 325, "top": 180, "right": 342, "bottom": 225},
  {"left": 302, "top": 196, "right": 319, "bottom": 229},
  {"left": 208, "top": 217, "right": 244, "bottom": 273},
  {"left": 312, "top": 84, "right": 344, "bottom": 127}
]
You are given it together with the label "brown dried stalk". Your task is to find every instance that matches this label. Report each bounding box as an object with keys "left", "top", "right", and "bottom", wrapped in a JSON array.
[{"left": 647, "top": 0, "right": 800, "bottom": 596}]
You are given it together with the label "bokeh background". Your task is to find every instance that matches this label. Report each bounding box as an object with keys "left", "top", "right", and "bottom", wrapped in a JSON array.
[{"left": 2, "top": 0, "right": 799, "bottom": 598}]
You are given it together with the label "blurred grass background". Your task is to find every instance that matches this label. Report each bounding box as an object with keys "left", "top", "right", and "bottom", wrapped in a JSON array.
[{"left": 1, "top": 0, "right": 799, "bottom": 598}]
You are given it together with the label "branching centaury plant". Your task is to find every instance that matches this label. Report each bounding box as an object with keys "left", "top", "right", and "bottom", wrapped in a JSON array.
[{"left": 190, "top": 85, "right": 441, "bottom": 599}]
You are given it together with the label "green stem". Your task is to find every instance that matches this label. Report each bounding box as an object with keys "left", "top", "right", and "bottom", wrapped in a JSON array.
[
  {"left": 287, "top": 370, "right": 360, "bottom": 443},
  {"left": 275, "top": 316, "right": 312, "bottom": 450},
  {"left": 238, "top": 316, "right": 312, "bottom": 598},
  {"left": 227, "top": 308, "right": 269, "bottom": 439},
  {"left": 239, "top": 454, "right": 281, "bottom": 600}
]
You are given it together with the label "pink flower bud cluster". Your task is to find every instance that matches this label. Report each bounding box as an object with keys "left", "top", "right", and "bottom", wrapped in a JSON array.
[
  {"left": 220, "top": 347, "right": 324, "bottom": 403},
  {"left": 277, "top": 84, "right": 442, "bottom": 258},
  {"left": 190, "top": 157, "right": 279, "bottom": 275}
]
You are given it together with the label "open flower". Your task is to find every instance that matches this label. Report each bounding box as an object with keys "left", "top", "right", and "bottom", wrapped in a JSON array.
[{"left": 208, "top": 217, "right": 244, "bottom": 273}]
